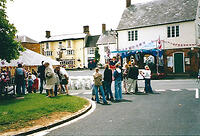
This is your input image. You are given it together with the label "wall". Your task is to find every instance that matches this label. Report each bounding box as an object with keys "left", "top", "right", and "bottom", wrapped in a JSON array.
[
  {"left": 118, "top": 21, "right": 197, "bottom": 50},
  {"left": 22, "top": 43, "right": 41, "bottom": 54},
  {"left": 98, "top": 43, "right": 117, "bottom": 65},
  {"left": 164, "top": 48, "right": 199, "bottom": 75},
  {"left": 41, "top": 38, "right": 85, "bottom": 68}
]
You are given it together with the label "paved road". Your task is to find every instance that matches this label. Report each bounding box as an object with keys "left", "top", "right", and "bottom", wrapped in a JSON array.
[{"left": 37, "top": 70, "right": 200, "bottom": 135}]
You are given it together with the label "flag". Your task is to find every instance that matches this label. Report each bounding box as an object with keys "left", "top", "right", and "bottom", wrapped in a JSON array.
[{"left": 157, "top": 36, "right": 162, "bottom": 49}]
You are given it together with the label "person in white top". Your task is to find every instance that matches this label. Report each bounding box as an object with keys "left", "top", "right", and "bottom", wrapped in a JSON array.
[
  {"left": 140, "top": 65, "right": 153, "bottom": 94},
  {"left": 59, "top": 66, "right": 69, "bottom": 95}
]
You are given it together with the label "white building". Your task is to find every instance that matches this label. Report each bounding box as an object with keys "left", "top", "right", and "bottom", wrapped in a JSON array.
[
  {"left": 117, "top": 0, "right": 200, "bottom": 75},
  {"left": 97, "top": 24, "right": 117, "bottom": 66}
]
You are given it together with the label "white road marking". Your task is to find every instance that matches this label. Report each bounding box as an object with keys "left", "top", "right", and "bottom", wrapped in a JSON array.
[
  {"left": 170, "top": 89, "right": 182, "bottom": 92},
  {"left": 195, "top": 88, "right": 199, "bottom": 99},
  {"left": 83, "top": 92, "right": 92, "bottom": 95},
  {"left": 155, "top": 89, "right": 166, "bottom": 92},
  {"left": 186, "top": 88, "right": 196, "bottom": 91},
  {"left": 70, "top": 93, "right": 79, "bottom": 95}
]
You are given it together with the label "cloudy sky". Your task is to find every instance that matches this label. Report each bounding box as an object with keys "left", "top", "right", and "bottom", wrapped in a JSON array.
[{"left": 6, "top": 0, "right": 152, "bottom": 41}]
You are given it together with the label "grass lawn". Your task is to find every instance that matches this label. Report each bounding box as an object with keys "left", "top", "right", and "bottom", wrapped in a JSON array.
[{"left": 0, "top": 94, "right": 89, "bottom": 132}]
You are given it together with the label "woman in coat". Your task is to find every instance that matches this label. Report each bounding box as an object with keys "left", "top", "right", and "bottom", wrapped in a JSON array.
[{"left": 44, "top": 62, "right": 57, "bottom": 97}]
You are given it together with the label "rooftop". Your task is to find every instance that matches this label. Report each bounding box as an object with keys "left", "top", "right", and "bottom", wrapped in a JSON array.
[{"left": 117, "top": 0, "right": 198, "bottom": 30}]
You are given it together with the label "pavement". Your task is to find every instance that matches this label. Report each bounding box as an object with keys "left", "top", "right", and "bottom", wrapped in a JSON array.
[{"left": 2, "top": 97, "right": 95, "bottom": 136}]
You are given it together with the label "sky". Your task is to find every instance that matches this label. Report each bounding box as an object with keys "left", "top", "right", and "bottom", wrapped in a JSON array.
[{"left": 6, "top": 0, "right": 152, "bottom": 41}]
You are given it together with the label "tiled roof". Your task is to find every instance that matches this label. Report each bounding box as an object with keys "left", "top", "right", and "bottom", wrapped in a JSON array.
[
  {"left": 15, "top": 35, "right": 38, "bottom": 43},
  {"left": 85, "top": 35, "right": 100, "bottom": 48},
  {"left": 117, "top": 0, "right": 198, "bottom": 30},
  {"left": 96, "top": 31, "right": 116, "bottom": 45},
  {"left": 40, "top": 33, "right": 87, "bottom": 42}
]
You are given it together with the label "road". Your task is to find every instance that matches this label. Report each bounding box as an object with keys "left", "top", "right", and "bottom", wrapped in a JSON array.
[{"left": 38, "top": 70, "right": 200, "bottom": 136}]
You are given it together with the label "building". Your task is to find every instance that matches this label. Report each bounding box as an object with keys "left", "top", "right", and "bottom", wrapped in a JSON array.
[
  {"left": 117, "top": 0, "right": 200, "bottom": 76},
  {"left": 40, "top": 26, "right": 93, "bottom": 69},
  {"left": 97, "top": 24, "right": 117, "bottom": 66},
  {"left": 84, "top": 35, "right": 100, "bottom": 68},
  {"left": 15, "top": 35, "right": 40, "bottom": 54}
]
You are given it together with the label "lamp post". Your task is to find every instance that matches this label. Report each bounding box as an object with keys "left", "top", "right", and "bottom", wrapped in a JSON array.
[{"left": 110, "top": 29, "right": 119, "bottom": 51}]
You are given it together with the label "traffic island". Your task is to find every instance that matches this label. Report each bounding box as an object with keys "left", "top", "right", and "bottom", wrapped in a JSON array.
[{"left": 0, "top": 94, "right": 92, "bottom": 136}]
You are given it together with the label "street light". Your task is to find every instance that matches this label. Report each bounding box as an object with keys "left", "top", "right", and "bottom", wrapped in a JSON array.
[{"left": 110, "top": 29, "right": 119, "bottom": 51}]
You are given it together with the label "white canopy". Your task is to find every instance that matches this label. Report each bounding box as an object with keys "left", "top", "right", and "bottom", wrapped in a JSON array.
[{"left": 0, "top": 49, "right": 60, "bottom": 67}]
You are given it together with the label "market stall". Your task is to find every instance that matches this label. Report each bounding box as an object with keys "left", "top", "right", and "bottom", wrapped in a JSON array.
[{"left": 0, "top": 49, "right": 60, "bottom": 76}]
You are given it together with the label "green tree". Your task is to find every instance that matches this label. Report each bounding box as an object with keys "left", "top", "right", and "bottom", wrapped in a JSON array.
[
  {"left": 0, "top": 0, "right": 23, "bottom": 63},
  {"left": 94, "top": 47, "right": 100, "bottom": 63}
]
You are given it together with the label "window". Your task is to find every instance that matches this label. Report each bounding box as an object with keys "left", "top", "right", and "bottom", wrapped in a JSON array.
[
  {"left": 66, "top": 40, "right": 71, "bottom": 48},
  {"left": 198, "top": 24, "right": 200, "bottom": 38},
  {"left": 58, "top": 42, "right": 62, "bottom": 49},
  {"left": 167, "top": 25, "right": 179, "bottom": 38},
  {"left": 88, "top": 48, "right": 95, "bottom": 54},
  {"left": 128, "top": 31, "right": 131, "bottom": 41},
  {"left": 46, "top": 43, "right": 49, "bottom": 49},
  {"left": 128, "top": 30, "right": 138, "bottom": 41},
  {"left": 66, "top": 50, "right": 74, "bottom": 55},
  {"left": 44, "top": 51, "right": 52, "bottom": 56},
  {"left": 199, "top": 7, "right": 200, "bottom": 18},
  {"left": 172, "top": 26, "right": 175, "bottom": 37},
  {"left": 167, "top": 27, "right": 171, "bottom": 37}
]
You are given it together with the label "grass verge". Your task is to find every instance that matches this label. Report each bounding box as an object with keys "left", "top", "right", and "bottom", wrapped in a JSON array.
[{"left": 0, "top": 94, "right": 88, "bottom": 133}]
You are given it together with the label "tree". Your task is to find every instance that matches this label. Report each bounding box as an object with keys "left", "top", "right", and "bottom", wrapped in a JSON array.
[
  {"left": 0, "top": 0, "right": 24, "bottom": 63},
  {"left": 94, "top": 47, "right": 100, "bottom": 63}
]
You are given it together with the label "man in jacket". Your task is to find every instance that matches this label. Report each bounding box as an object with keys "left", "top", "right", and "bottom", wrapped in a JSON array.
[
  {"left": 38, "top": 61, "right": 46, "bottom": 94},
  {"left": 127, "top": 62, "right": 139, "bottom": 94},
  {"left": 103, "top": 64, "right": 114, "bottom": 101},
  {"left": 93, "top": 68, "right": 108, "bottom": 104}
]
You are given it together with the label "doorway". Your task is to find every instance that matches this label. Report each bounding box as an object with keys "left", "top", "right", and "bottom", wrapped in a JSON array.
[{"left": 174, "top": 53, "right": 184, "bottom": 73}]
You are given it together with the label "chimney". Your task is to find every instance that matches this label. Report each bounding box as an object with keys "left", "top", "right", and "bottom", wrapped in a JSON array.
[
  {"left": 83, "top": 26, "right": 90, "bottom": 35},
  {"left": 46, "top": 31, "right": 51, "bottom": 38},
  {"left": 126, "top": 0, "right": 131, "bottom": 8},
  {"left": 102, "top": 24, "right": 106, "bottom": 34}
]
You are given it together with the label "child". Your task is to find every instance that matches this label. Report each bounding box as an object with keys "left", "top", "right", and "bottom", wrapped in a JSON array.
[
  {"left": 32, "top": 75, "right": 39, "bottom": 93},
  {"left": 27, "top": 75, "right": 34, "bottom": 93}
]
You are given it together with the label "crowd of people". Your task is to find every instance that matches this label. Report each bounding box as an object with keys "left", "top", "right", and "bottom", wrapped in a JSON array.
[
  {"left": 0, "top": 61, "right": 69, "bottom": 97},
  {"left": 92, "top": 61, "right": 154, "bottom": 105},
  {"left": 0, "top": 58, "right": 154, "bottom": 102}
]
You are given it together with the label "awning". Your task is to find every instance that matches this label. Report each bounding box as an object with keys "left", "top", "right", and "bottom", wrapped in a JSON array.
[{"left": 0, "top": 49, "right": 60, "bottom": 67}]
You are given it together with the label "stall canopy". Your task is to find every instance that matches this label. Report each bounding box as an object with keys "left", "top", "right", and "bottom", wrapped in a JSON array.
[
  {"left": 0, "top": 49, "right": 60, "bottom": 67},
  {"left": 112, "top": 49, "right": 163, "bottom": 58}
]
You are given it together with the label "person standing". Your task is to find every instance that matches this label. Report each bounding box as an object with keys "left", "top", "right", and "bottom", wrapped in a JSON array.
[
  {"left": 123, "top": 64, "right": 129, "bottom": 94},
  {"left": 27, "top": 75, "right": 34, "bottom": 93},
  {"left": 103, "top": 64, "right": 114, "bottom": 101},
  {"left": 44, "top": 62, "right": 56, "bottom": 97},
  {"left": 59, "top": 66, "right": 69, "bottom": 95},
  {"left": 54, "top": 67, "right": 61, "bottom": 96},
  {"left": 127, "top": 63, "right": 139, "bottom": 94},
  {"left": 14, "top": 64, "right": 26, "bottom": 95},
  {"left": 140, "top": 65, "right": 153, "bottom": 94},
  {"left": 38, "top": 61, "right": 46, "bottom": 94},
  {"left": 113, "top": 64, "right": 123, "bottom": 101},
  {"left": 93, "top": 68, "right": 108, "bottom": 104}
]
